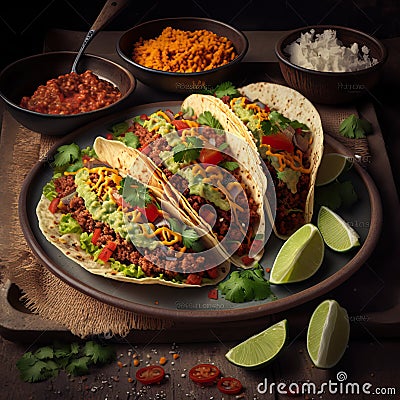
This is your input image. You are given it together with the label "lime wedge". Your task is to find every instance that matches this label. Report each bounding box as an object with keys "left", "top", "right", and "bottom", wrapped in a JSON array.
[
  {"left": 315, "top": 153, "right": 353, "bottom": 187},
  {"left": 317, "top": 206, "right": 360, "bottom": 252},
  {"left": 225, "top": 319, "right": 287, "bottom": 369},
  {"left": 307, "top": 299, "right": 350, "bottom": 368},
  {"left": 270, "top": 224, "right": 324, "bottom": 284}
]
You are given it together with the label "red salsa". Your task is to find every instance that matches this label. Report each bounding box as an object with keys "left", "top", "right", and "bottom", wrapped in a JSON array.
[{"left": 20, "top": 70, "right": 121, "bottom": 115}]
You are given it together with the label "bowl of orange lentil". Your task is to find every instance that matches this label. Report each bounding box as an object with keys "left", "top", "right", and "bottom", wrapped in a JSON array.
[{"left": 117, "top": 17, "right": 248, "bottom": 93}]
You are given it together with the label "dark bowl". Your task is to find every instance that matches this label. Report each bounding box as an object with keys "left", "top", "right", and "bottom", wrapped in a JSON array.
[
  {"left": 0, "top": 51, "right": 136, "bottom": 136},
  {"left": 275, "top": 25, "right": 387, "bottom": 104},
  {"left": 117, "top": 17, "right": 248, "bottom": 93}
]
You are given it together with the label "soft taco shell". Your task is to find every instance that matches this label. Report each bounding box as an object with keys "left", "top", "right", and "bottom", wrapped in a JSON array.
[
  {"left": 186, "top": 84, "right": 324, "bottom": 240},
  {"left": 36, "top": 195, "right": 230, "bottom": 287}
]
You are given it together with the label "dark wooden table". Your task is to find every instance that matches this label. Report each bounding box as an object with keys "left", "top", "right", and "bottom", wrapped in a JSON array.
[{"left": 1, "top": 31, "right": 400, "bottom": 400}]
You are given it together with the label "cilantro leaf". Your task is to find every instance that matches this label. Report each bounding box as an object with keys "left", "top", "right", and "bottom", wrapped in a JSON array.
[
  {"left": 197, "top": 111, "right": 223, "bottom": 130},
  {"left": 213, "top": 82, "right": 240, "bottom": 98},
  {"left": 289, "top": 120, "right": 310, "bottom": 131},
  {"left": 34, "top": 346, "right": 54, "bottom": 360},
  {"left": 121, "top": 175, "right": 152, "bottom": 207},
  {"left": 112, "top": 121, "right": 129, "bottom": 136},
  {"left": 16, "top": 352, "right": 58, "bottom": 383},
  {"left": 168, "top": 218, "right": 183, "bottom": 234},
  {"left": 83, "top": 341, "right": 115, "bottom": 364},
  {"left": 65, "top": 356, "right": 91, "bottom": 376},
  {"left": 339, "top": 115, "right": 372, "bottom": 139},
  {"left": 218, "top": 142, "right": 229, "bottom": 151},
  {"left": 182, "top": 228, "right": 200, "bottom": 249},
  {"left": 70, "top": 342, "right": 80, "bottom": 355},
  {"left": 219, "top": 161, "right": 239, "bottom": 171},
  {"left": 118, "top": 131, "right": 140, "bottom": 149},
  {"left": 173, "top": 136, "right": 203, "bottom": 163},
  {"left": 52, "top": 143, "right": 81, "bottom": 168},
  {"left": 218, "top": 265, "right": 274, "bottom": 303},
  {"left": 315, "top": 180, "right": 358, "bottom": 210}
]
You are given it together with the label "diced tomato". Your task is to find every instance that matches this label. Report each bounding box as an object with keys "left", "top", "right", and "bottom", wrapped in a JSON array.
[
  {"left": 208, "top": 288, "right": 218, "bottom": 300},
  {"left": 295, "top": 127, "right": 302, "bottom": 134},
  {"left": 264, "top": 104, "right": 271, "bottom": 113},
  {"left": 98, "top": 247, "right": 113, "bottom": 263},
  {"left": 140, "top": 113, "right": 149, "bottom": 121},
  {"left": 261, "top": 134, "right": 294, "bottom": 153},
  {"left": 136, "top": 203, "right": 159, "bottom": 223},
  {"left": 82, "top": 155, "right": 91, "bottom": 162},
  {"left": 241, "top": 255, "right": 255, "bottom": 266},
  {"left": 105, "top": 241, "right": 117, "bottom": 251},
  {"left": 206, "top": 267, "right": 219, "bottom": 279},
  {"left": 171, "top": 120, "right": 190, "bottom": 130},
  {"left": 189, "top": 364, "right": 221, "bottom": 384},
  {"left": 48, "top": 197, "right": 60, "bottom": 214},
  {"left": 186, "top": 274, "right": 202, "bottom": 285},
  {"left": 199, "top": 148, "right": 224, "bottom": 165},
  {"left": 217, "top": 377, "right": 243, "bottom": 395},
  {"left": 106, "top": 133, "right": 114, "bottom": 140},
  {"left": 91, "top": 228, "right": 102, "bottom": 244},
  {"left": 136, "top": 365, "right": 165, "bottom": 385}
]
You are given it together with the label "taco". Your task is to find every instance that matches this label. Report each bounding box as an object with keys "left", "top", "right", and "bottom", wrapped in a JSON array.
[
  {"left": 188, "top": 82, "right": 324, "bottom": 239},
  {"left": 97, "top": 104, "right": 269, "bottom": 269},
  {"left": 37, "top": 143, "right": 230, "bottom": 287}
]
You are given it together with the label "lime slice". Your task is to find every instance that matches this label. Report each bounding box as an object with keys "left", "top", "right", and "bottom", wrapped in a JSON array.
[
  {"left": 317, "top": 206, "right": 360, "bottom": 252},
  {"left": 270, "top": 224, "right": 324, "bottom": 284},
  {"left": 307, "top": 299, "right": 350, "bottom": 368},
  {"left": 225, "top": 319, "right": 287, "bottom": 369},
  {"left": 315, "top": 153, "right": 353, "bottom": 187}
]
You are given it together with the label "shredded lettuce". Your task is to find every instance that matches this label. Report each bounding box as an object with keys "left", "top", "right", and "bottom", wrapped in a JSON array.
[
  {"left": 79, "top": 232, "right": 99, "bottom": 255},
  {"left": 59, "top": 214, "right": 82, "bottom": 235},
  {"left": 110, "top": 260, "right": 146, "bottom": 278}
]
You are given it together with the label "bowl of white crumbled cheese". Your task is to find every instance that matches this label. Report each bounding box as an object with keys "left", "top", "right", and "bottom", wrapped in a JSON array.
[{"left": 275, "top": 26, "right": 387, "bottom": 104}]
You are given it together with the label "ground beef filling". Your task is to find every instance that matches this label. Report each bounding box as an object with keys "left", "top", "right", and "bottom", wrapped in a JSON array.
[
  {"left": 266, "top": 161, "right": 310, "bottom": 236},
  {"left": 127, "top": 122, "right": 159, "bottom": 149},
  {"left": 54, "top": 175, "right": 208, "bottom": 283}
]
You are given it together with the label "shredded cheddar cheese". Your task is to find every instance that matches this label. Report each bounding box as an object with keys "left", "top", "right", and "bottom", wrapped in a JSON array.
[
  {"left": 156, "top": 110, "right": 171, "bottom": 123},
  {"left": 261, "top": 144, "right": 311, "bottom": 173}
]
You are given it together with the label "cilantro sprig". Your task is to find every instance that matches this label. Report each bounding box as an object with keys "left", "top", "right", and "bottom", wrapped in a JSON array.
[
  {"left": 16, "top": 341, "right": 115, "bottom": 383},
  {"left": 120, "top": 176, "right": 152, "bottom": 207},
  {"left": 218, "top": 264, "right": 275, "bottom": 303},
  {"left": 339, "top": 114, "right": 372, "bottom": 139},
  {"left": 168, "top": 218, "right": 203, "bottom": 250},
  {"left": 197, "top": 111, "right": 223, "bottom": 130},
  {"left": 202, "top": 81, "right": 240, "bottom": 99},
  {"left": 173, "top": 136, "right": 203, "bottom": 163},
  {"left": 262, "top": 111, "right": 310, "bottom": 136},
  {"left": 51, "top": 143, "right": 96, "bottom": 173},
  {"left": 315, "top": 180, "right": 358, "bottom": 211}
]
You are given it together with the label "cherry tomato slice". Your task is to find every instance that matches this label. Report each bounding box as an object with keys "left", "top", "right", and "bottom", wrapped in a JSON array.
[
  {"left": 136, "top": 365, "right": 165, "bottom": 385},
  {"left": 217, "top": 377, "right": 243, "bottom": 395},
  {"left": 171, "top": 120, "right": 190, "bottom": 130},
  {"left": 261, "top": 134, "right": 294, "bottom": 153},
  {"left": 199, "top": 148, "right": 224, "bottom": 165},
  {"left": 189, "top": 363, "right": 221, "bottom": 384},
  {"left": 48, "top": 197, "right": 60, "bottom": 214}
]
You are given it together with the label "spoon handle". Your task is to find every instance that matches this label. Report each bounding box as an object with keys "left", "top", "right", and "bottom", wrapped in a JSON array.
[{"left": 71, "top": 0, "right": 129, "bottom": 73}]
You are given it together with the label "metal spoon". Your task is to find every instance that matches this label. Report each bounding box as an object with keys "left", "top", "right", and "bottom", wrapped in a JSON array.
[{"left": 71, "top": 0, "right": 129, "bottom": 73}]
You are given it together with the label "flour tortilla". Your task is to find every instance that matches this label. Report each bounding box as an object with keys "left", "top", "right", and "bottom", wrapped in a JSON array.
[
  {"left": 37, "top": 195, "right": 230, "bottom": 287},
  {"left": 185, "top": 84, "right": 324, "bottom": 240}
]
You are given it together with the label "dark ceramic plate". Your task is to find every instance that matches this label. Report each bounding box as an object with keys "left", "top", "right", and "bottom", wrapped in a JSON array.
[{"left": 19, "top": 101, "right": 382, "bottom": 323}]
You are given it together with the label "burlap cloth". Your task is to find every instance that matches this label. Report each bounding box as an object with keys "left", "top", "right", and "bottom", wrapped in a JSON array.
[{"left": 0, "top": 103, "right": 369, "bottom": 338}]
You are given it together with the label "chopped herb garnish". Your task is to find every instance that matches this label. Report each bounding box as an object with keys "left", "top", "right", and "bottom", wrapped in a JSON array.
[
  {"left": 197, "top": 111, "right": 223, "bottom": 130},
  {"left": 182, "top": 228, "right": 200, "bottom": 248},
  {"left": 219, "top": 161, "right": 239, "bottom": 171},
  {"left": 339, "top": 114, "right": 372, "bottom": 139},
  {"left": 218, "top": 264, "right": 274, "bottom": 303},
  {"left": 16, "top": 341, "right": 115, "bottom": 382},
  {"left": 173, "top": 136, "right": 203, "bottom": 163},
  {"left": 121, "top": 176, "right": 152, "bottom": 207},
  {"left": 52, "top": 143, "right": 81, "bottom": 168},
  {"left": 168, "top": 218, "right": 203, "bottom": 250},
  {"left": 111, "top": 121, "right": 129, "bottom": 136},
  {"left": 118, "top": 131, "right": 140, "bottom": 149},
  {"left": 218, "top": 142, "right": 229, "bottom": 151},
  {"left": 202, "top": 81, "right": 240, "bottom": 99}
]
